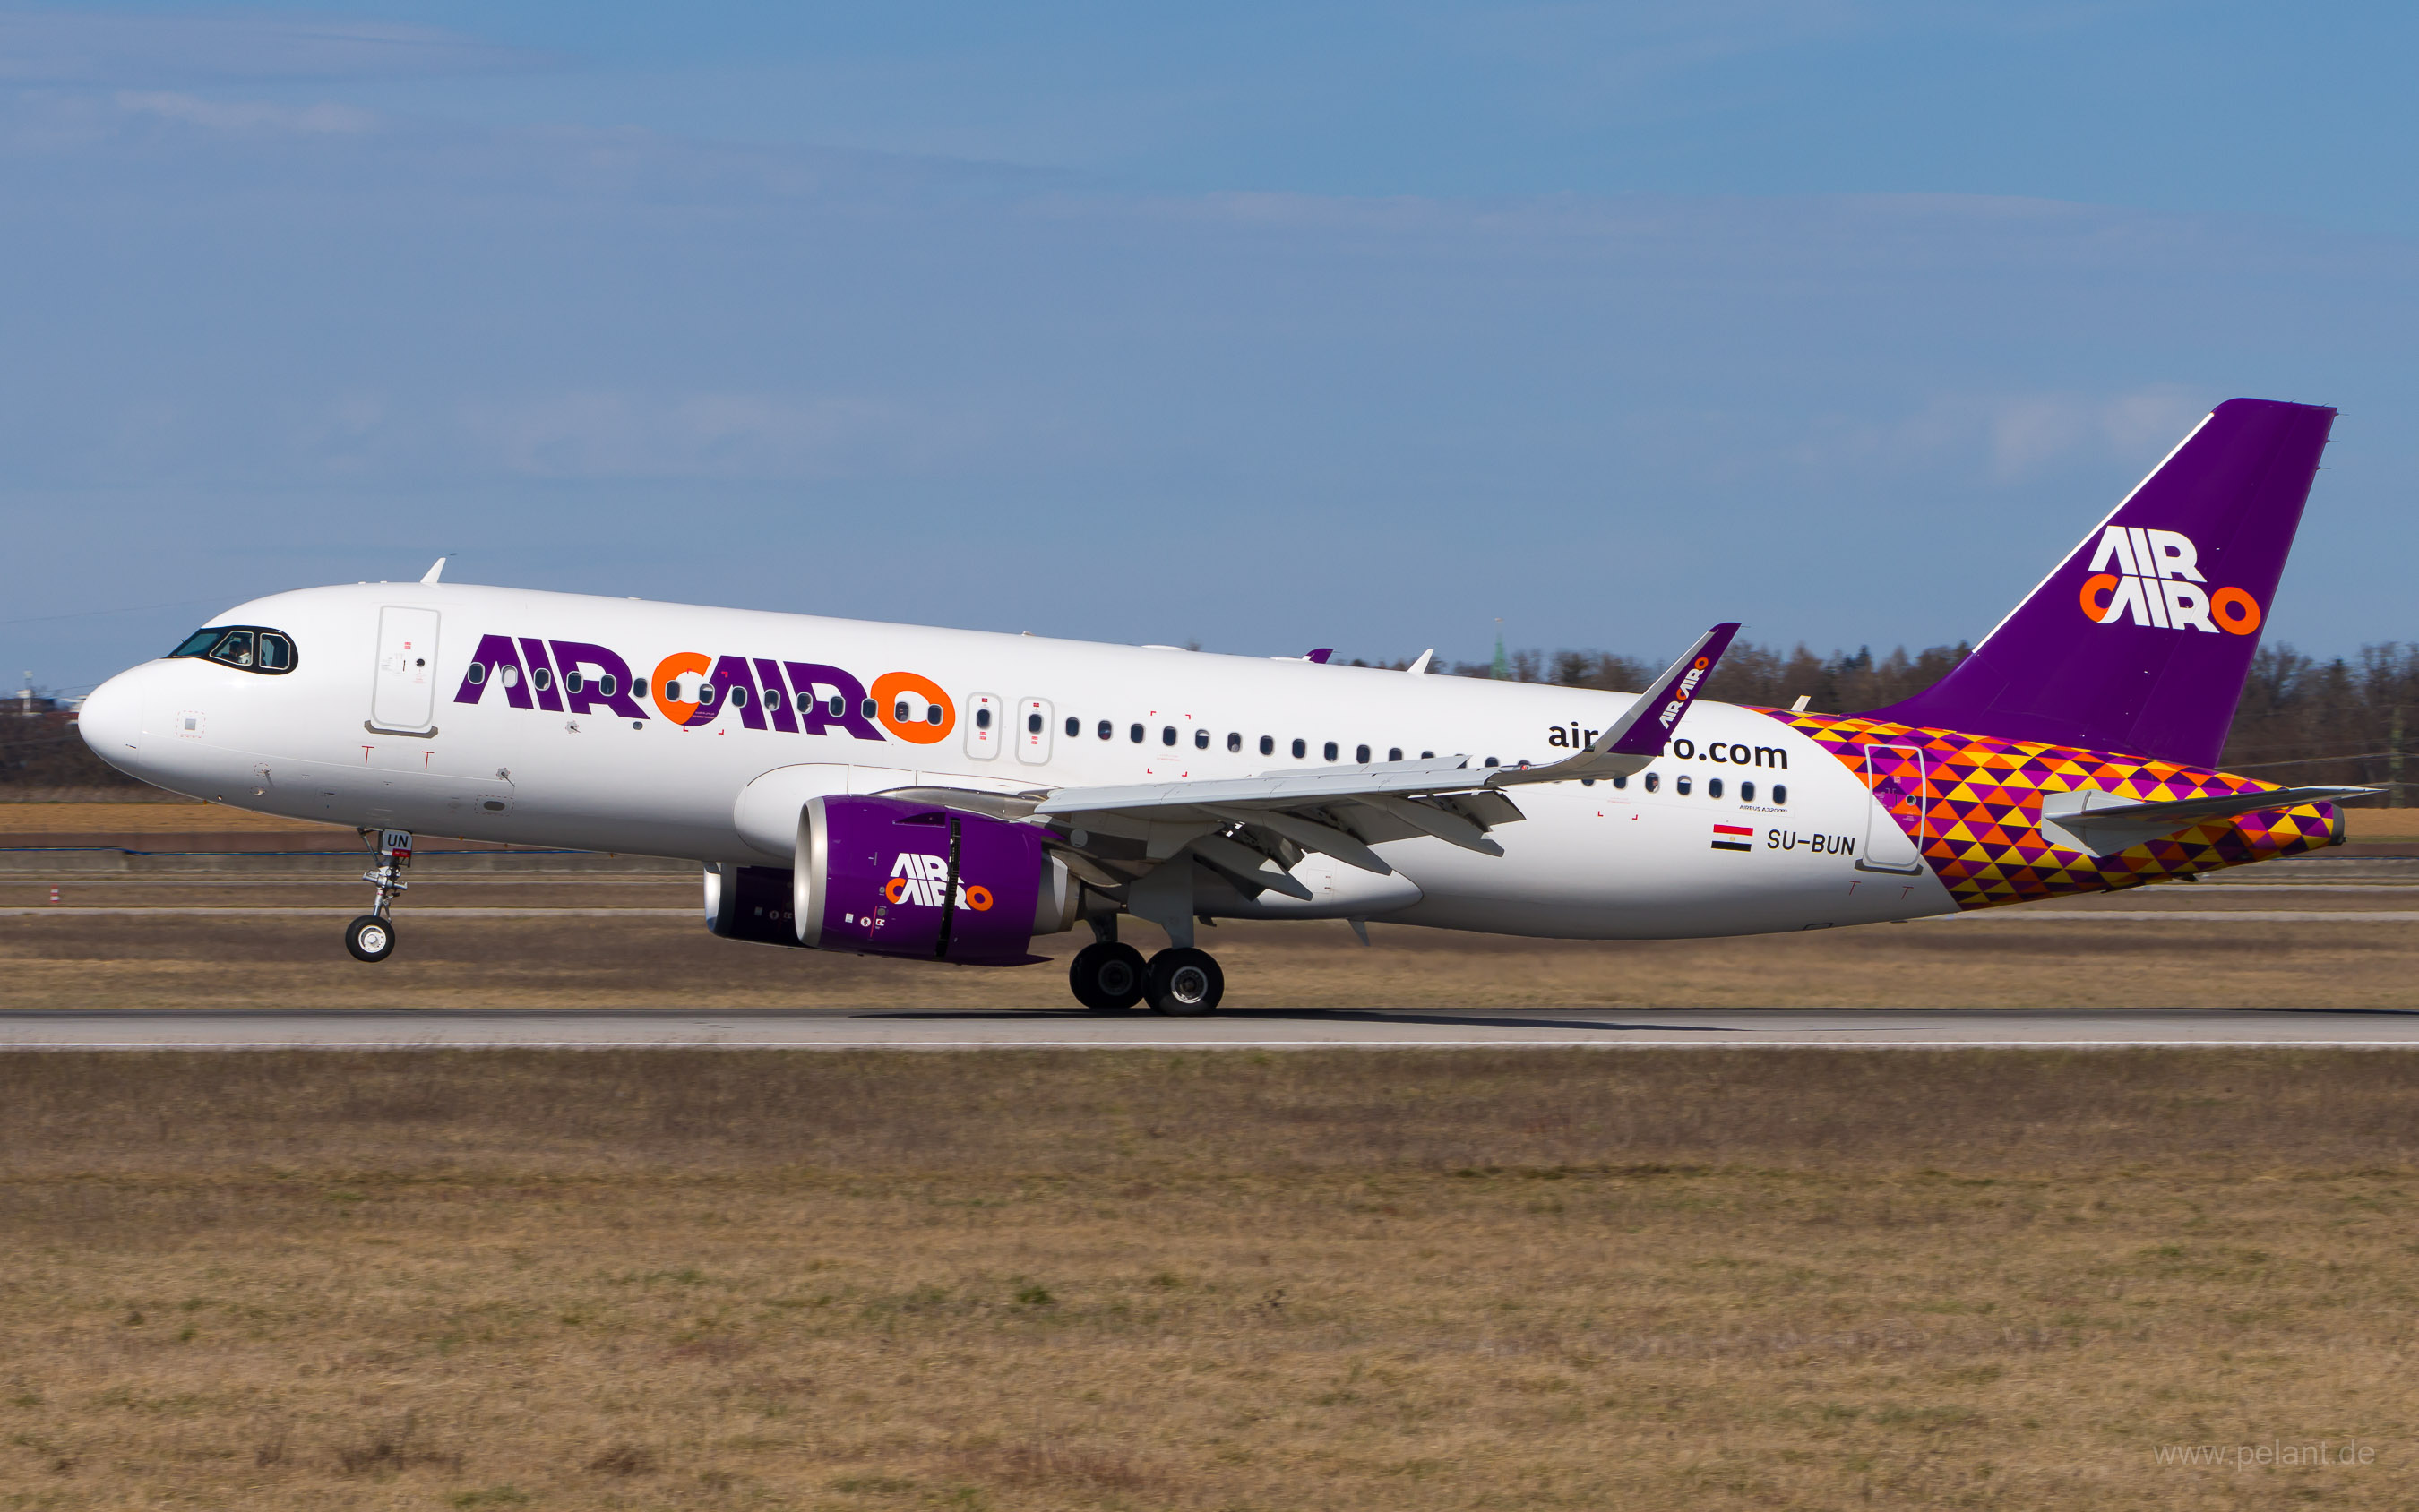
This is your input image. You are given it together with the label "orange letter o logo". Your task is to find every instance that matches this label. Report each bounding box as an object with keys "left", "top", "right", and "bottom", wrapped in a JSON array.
[
  {"left": 871, "top": 671, "right": 954, "bottom": 744},
  {"left": 651, "top": 651, "right": 711, "bottom": 726},
  {"left": 2079, "top": 573, "right": 2119, "bottom": 623},
  {"left": 963, "top": 885, "right": 993, "bottom": 912},
  {"left": 2210, "top": 586, "right": 2262, "bottom": 635}
]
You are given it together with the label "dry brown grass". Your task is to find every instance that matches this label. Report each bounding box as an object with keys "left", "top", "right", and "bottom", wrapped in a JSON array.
[
  {"left": 0, "top": 801, "right": 349, "bottom": 832},
  {"left": 4, "top": 904, "right": 2418, "bottom": 1011},
  {"left": 1, "top": 1050, "right": 2416, "bottom": 1508}
]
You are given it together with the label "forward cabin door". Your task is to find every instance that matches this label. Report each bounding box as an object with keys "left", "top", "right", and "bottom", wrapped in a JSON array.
[
  {"left": 1016, "top": 698, "right": 1055, "bottom": 765},
  {"left": 1857, "top": 743, "right": 1927, "bottom": 874},
  {"left": 371, "top": 606, "right": 441, "bottom": 733}
]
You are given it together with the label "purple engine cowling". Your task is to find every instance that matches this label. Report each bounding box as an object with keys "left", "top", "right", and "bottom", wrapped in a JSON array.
[{"left": 795, "top": 795, "right": 1076, "bottom": 966}]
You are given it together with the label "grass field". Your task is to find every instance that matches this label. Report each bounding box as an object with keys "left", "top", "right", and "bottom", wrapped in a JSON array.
[{"left": 1, "top": 1049, "right": 2415, "bottom": 1509}]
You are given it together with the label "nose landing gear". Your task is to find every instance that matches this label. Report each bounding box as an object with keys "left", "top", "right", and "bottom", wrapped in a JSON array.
[{"left": 346, "top": 829, "right": 411, "bottom": 964}]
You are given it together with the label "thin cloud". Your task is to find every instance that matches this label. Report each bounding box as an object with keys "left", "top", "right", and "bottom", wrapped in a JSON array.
[
  {"left": 116, "top": 90, "right": 373, "bottom": 136},
  {"left": 0, "top": 10, "right": 545, "bottom": 84}
]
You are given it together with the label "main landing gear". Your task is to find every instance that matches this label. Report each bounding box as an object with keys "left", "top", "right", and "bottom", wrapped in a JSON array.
[
  {"left": 345, "top": 829, "right": 412, "bottom": 964},
  {"left": 1069, "top": 936, "right": 1226, "bottom": 1015}
]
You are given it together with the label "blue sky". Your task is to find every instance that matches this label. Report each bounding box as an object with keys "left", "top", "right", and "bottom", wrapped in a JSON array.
[{"left": 5, "top": 2, "right": 2417, "bottom": 692}]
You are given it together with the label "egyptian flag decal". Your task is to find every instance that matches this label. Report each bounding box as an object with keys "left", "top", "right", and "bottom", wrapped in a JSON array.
[{"left": 1711, "top": 823, "right": 1754, "bottom": 853}]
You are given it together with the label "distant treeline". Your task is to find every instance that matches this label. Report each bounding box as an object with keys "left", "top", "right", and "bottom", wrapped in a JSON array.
[
  {"left": 9, "top": 641, "right": 2418, "bottom": 802},
  {"left": 1396, "top": 639, "right": 2417, "bottom": 804}
]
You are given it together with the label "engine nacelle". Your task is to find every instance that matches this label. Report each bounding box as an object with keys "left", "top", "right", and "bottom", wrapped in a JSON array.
[
  {"left": 703, "top": 861, "right": 807, "bottom": 947},
  {"left": 766, "top": 795, "right": 1077, "bottom": 966}
]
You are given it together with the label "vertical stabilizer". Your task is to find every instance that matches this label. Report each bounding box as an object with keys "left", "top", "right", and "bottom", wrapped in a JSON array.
[{"left": 1870, "top": 397, "right": 2335, "bottom": 768}]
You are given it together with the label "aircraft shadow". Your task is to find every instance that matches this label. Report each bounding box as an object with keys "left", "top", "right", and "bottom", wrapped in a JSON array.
[{"left": 857, "top": 1008, "right": 1732, "bottom": 1032}]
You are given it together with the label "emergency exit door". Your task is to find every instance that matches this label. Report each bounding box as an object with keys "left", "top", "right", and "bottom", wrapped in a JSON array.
[
  {"left": 1016, "top": 698, "right": 1055, "bottom": 765},
  {"left": 371, "top": 606, "right": 442, "bottom": 733}
]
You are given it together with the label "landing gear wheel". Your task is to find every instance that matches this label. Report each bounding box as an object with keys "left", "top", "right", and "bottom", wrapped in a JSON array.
[
  {"left": 1069, "top": 941, "right": 1148, "bottom": 1011},
  {"left": 345, "top": 915, "right": 398, "bottom": 963},
  {"left": 1145, "top": 947, "right": 1224, "bottom": 1016}
]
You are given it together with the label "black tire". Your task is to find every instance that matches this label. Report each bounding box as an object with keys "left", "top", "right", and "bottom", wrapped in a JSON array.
[
  {"left": 345, "top": 915, "right": 398, "bottom": 963},
  {"left": 1144, "top": 947, "right": 1224, "bottom": 1016},
  {"left": 1069, "top": 941, "right": 1148, "bottom": 1011}
]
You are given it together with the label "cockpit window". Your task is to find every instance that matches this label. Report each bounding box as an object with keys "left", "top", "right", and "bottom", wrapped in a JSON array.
[{"left": 168, "top": 626, "right": 298, "bottom": 676}]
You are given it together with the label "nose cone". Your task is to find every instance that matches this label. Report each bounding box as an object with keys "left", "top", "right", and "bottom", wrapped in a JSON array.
[{"left": 76, "top": 667, "right": 147, "bottom": 776}]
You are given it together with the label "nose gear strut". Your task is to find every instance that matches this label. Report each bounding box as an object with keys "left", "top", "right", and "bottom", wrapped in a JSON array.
[{"left": 346, "top": 828, "right": 411, "bottom": 963}]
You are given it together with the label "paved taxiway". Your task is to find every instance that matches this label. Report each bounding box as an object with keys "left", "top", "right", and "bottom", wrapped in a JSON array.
[{"left": 8, "top": 1008, "right": 2419, "bottom": 1049}]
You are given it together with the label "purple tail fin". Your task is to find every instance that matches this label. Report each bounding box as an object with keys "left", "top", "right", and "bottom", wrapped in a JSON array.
[{"left": 1869, "top": 397, "right": 2335, "bottom": 768}]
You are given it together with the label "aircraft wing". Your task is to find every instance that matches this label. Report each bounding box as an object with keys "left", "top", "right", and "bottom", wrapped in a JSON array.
[{"left": 1025, "top": 623, "right": 1743, "bottom": 893}]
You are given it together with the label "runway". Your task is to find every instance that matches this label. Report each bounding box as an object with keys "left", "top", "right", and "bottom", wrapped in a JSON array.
[{"left": 8, "top": 1007, "right": 2419, "bottom": 1049}]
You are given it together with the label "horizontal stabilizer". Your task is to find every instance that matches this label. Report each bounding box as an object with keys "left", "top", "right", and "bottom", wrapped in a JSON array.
[{"left": 2039, "top": 784, "right": 2369, "bottom": 856}]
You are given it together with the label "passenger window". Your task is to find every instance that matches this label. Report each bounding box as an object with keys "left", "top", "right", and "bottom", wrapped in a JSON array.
[
  {"left": 831, "top": 695, "right": 848, "bottom": 718},
  {"left": 893, "top": 700, "right": 909, "bottom": 722},
  {"left": 1675, "top": 774, "right": 1692, "bottom": 795},
  {"left": 1029, "top": 711, "right": 1046, "bottom": 735},
  {"left": 1356, "top": 744, "right": 1371, "bottom": 763},
  {"left": 1708, "top": 777, "right": 1723, "bottom": 799},
  {"left": 795, "top": 691, "right": 814, "bottom": 714},
  {"left": 926, "top": 706, "right": 943, "bottom": 726},
  {"left": 1387, "top": 747, "right": 1401, "bottom": 762},
  {"left": 1129, "top": 723, "right": 1144, "bottom": 743},
  {"left": 1741, "top": 780, "right": 1755, "bottom": 803},
  {"left": 502, "top": 666, "right": 521, "bottom": 689},
  {"left": 1644, "top": 772, "right": 1659, "bottom": 793},
  {"left": 1062, "top": 716, "right": 1077, "bottom": 736},
  {"left": 1612, "top": 774, "right": 1627, "bottom": 789},
  {"left": 1484, "top": 757, "right": 1498, "bottom": 768},
  {"left": 1227, "top": 732, "right": 1241, "bottom": 752},
  {"left": 1291, "top": 738, "right": 1306, "bottom": 759},
  {"left": 564, "top": 671, "right": 586, "bottom": 694},
  {"left": 1324, "top": 741, "right": 1339, "bottom": 761},
  {"left": 977, "top": 708, "right": 993, "bottom": 730},
  {"left": 1098, "top": 720, "right": 1113, "bottom": 740},
  {"left": 532, "top": 666, "right": 554, "bottom": 692},
  {"left": 729, "top": 685, "right": 749, "bottom": 709},
  {"left": 859, "top": 698, "right": 876, "bottom": 719},
  {"left": 1260, "top": 735, "right": 1275, "bottom": 756},
  {"left": 1161, "top": 726, "right": 1176, "bottom": 745},
  {"left": 665, "top": 680, "right": 684, "bottom": 701},
  {"left": 1773, "top": 784, "right": 1788, "bottom": 805},
  {"left": 1420, "top": 750, "right": 1434, "bottom": 760},
  {"left": 467, "top": 662, "right": 487, "bottom": 685},
  {"left": 634, "top": 679, "right": 648, "bottom": 699},
  {"left": 1194, "top": 728, "right": 1210, "bottom": 750}
]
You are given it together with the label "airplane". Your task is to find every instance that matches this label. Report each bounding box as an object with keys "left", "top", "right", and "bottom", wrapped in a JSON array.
[{"left": 75, "top": 397, "right": 2366, "bottom": 1014}]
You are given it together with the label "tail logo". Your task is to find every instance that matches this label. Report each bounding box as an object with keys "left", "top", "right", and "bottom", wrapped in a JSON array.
[{"left": 2078, "top": 526, "right": 2261, "bottom": 636}]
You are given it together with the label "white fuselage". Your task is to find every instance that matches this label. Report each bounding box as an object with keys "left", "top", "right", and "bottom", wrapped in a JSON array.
[{"left": 77, "top": 582, "right": 1955, "bottom": 940}]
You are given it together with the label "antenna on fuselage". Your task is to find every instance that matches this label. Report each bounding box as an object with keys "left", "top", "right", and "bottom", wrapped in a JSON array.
[{"left": 420, "top": 555, "right": 453, "bottom": 584}]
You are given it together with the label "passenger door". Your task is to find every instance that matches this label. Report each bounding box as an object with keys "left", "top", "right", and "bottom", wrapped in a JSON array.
[
  {"left": 371, "top": 606, "right": 442, "bottom": 733},
  {"left": 1857, "top": 743, "right": 1927, "bottom": 874},
  {"left": 1016, "top": 698, "right": 1055, "bottom": 765}
]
